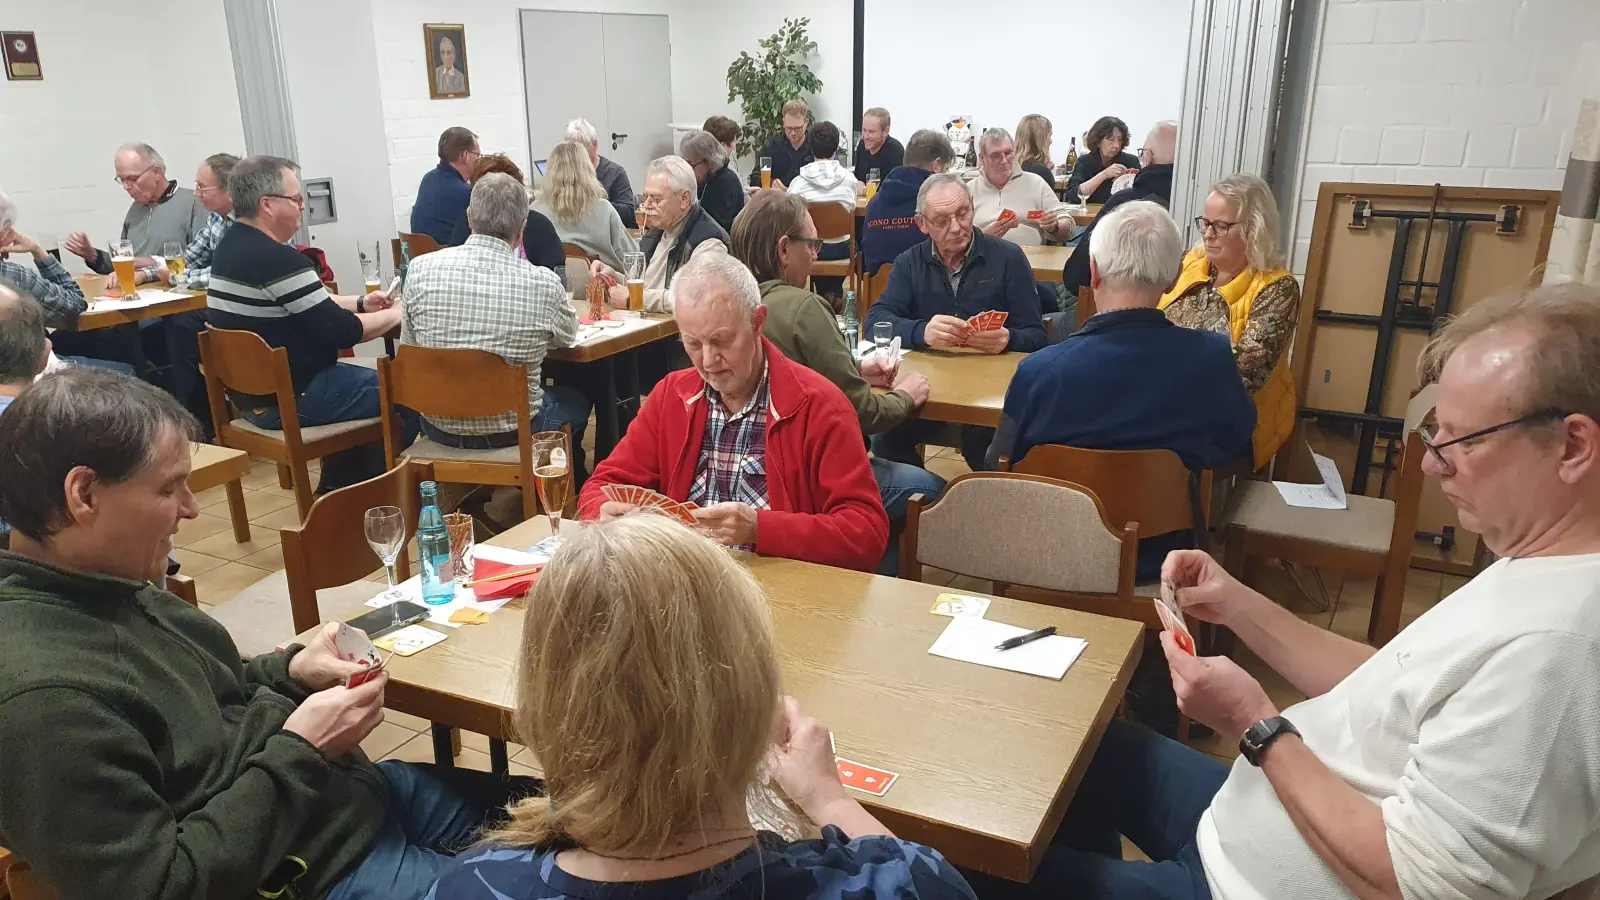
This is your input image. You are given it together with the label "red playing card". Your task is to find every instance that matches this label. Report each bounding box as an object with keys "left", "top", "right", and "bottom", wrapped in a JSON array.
[
  {"left": 835, "top": 757, "right": 898, "bottom": 797},
  {"left": 997, "top": 208, "right": 1017, "bottom": 223},
  {"left": 471, "top": 558, "right": 544, "bottom": 600},
  {"left": 601, "top": 484, "right": 624, "bottom": 503},
  {"left": 1027, "top": 209, "right": 1044, "bottom": 221}
]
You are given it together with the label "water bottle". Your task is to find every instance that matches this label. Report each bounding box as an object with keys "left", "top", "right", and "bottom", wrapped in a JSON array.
[
  {"left": 417, "top": 481, "right": 454, "bottom": 605},
  {"left": 842, "top": 292, "right": 859, "bottom": 359}
]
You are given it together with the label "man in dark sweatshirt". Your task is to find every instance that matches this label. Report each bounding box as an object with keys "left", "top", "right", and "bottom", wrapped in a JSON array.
[
  {"left": 854, "top": 106, "right": 906, "bottom": 183},
  {"left": 0, "top": 367, "right": 539, "bottom": 900},
  {"left": 748, "top": 98, "right": 814, "bottom": 189},
  {"left": 861, "top": 128, "right": 954, "bottom": 276}
]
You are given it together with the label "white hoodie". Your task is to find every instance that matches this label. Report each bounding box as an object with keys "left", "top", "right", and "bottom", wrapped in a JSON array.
[{"left": 788, "top": 158, "right": 859, "bottom": 243}]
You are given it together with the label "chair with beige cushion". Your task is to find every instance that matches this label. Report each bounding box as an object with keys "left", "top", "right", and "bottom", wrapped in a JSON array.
[{"left": 199, "top": 327, "right": 385, "bottom": 520}]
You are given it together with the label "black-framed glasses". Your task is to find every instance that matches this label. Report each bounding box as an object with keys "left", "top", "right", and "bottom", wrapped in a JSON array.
[
  {"left": 266, "top": 193, "right": 305, "bottom": 208},
  {"left": 786, "top": 235, "right": 825, "bottom": 254},
  {"left": 1194, "top": 216, "right": 1238, "bottom": 236},
  {"left": 1418, "top": 408, "right": 1570, "bottom": 468},
  {"left": 114, "top": 163, "right": 158, "bottom": 186}
]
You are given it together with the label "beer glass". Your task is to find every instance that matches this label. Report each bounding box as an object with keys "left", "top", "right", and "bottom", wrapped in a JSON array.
[
  {"left": 110, "top": 239, "right": 136, "bottom": 297},
  {"left": 623, "top": 251, "right": 646, "bottom": 312}
]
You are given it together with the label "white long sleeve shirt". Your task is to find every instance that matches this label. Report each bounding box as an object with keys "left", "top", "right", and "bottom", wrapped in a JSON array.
[{"left": 1199, "top": 553, "right": 1600, "bottom": 900}]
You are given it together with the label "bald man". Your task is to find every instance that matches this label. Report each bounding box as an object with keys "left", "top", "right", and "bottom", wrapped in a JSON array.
[{"left": 1062, "top": 120, "right": 1178, "bottom": 297}]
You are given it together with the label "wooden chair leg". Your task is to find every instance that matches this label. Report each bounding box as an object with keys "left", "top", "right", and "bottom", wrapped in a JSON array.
[
  {"left": 431, "top": 724, "right": 457, "bottom": 768},
  {"left": 291, "top": 460, "right": 316, "bottom": 520},
  {"left": 277, "top": 462, "right": 293, "bottom": 489},
  {"left": 1176, "top": 713, "right": 1192, "bottom": 744},
  {"left": 1367, "top": 574, "right": 1406, "bottom": 647},
  {"left": 223, "top": 479, "right": 251, "bottom": 542}
]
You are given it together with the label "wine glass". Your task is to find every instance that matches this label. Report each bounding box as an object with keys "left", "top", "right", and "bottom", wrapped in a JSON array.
[
  {"left": 533, "top": 430, "right": 572, "bottom": 540},
  {"left": 364, "top": 506, "right": 405, "bottom": 587}
]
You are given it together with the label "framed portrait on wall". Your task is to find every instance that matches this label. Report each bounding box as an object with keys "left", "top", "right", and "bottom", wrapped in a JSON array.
[
  {"left": 3, "top": 32, "right": 42, "bottom": 81},
  {"left": 424, "top": 24, "right": 469, "bottom": 99}
]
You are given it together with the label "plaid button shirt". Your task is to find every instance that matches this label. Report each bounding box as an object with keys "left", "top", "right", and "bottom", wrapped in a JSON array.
[
  {"left": 400, "top": 234, "right": 578, "bottom": 435},
  {"left": 688, "top": 361, "right": 773, "bottom": 550},
  {"left": 176, "top": 212, "right": 232, "bottom": 289},
  {"left": 0, "top": 253, "right": 85, "bottom": 328}
]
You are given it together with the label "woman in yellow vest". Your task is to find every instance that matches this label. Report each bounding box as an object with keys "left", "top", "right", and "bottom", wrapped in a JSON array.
[{"left": 1160, "top": 173, "right": 1301, "bottom": 470}]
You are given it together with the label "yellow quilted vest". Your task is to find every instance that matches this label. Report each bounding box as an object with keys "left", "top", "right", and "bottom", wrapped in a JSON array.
[{"left": 1160, "top": 248, "right": 1297, "bottom": 470}]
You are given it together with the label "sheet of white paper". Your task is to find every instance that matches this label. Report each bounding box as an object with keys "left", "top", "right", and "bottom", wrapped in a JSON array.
[
  {"left": 570, "top": 316, "right": 656, "bottom": 346},
  {"left": 363, "top": 573, "right": 514, "bottom": 627},
  {"left": 1271, "top": 451, "right": 1348, "bottom": 509},
  {"left": 855, "top": 339, "right": 909, "bottom": 362},
  {"left": 927, "top": 616, "right": 1087, "bottom": 680},
  {"left": 90, "top": 288, "right": 192, "bottom": 310}
]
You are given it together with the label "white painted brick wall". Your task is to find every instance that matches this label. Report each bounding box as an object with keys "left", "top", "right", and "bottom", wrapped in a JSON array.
[
  {"left": 0, "top": 0, "right": 243, "bottom": 274},
  {"left": 1288, "top": 0, "right": 1594, "bottom": 278}
]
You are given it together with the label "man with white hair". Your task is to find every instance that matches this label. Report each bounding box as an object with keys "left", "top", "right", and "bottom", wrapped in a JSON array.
[
  {"left": 63, "top": 142, "right": 208, "bottom": 277},
  {"left": 578, "top": 252, "right": 889, "bottom": 572},
  {"left": 987, "top": 200, "right": 1252, "bottom": 582},
  {"left": 1063, "top": 120, "right": 1179, "bottom": 296},
  {"left": 564, "top": 117, "right": 638, "bottom": 226},
  {"left": 0, "top": 190, "right": 86, "bottom": 327},
  {"left": 590, "top": 155, "right": 728, "bottom": 313},
  {"left": 969, "top": 281, "right": 1600, "bottom": 899}
]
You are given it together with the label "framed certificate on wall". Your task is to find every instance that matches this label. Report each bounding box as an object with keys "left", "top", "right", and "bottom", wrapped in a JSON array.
[{"left": 2, "top": 32, "right": 41, "bottom": 81}]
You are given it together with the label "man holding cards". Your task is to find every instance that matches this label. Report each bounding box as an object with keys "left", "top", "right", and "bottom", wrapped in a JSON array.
[
  {"left": 867, "top": 173, "right": 1045, "bottom": 471},
  {"left": 0, "top": 367, "right": 539, "bottom": 900},
  {"left": 964, "top": 283, "right": 1600, "bottom": 899},
  {"left": 578, "top": 253, "right": 889, "bottom": 572}
]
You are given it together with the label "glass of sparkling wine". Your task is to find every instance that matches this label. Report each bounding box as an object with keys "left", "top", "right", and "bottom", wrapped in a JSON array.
[
  {"left": 533, "top": 430, "right": 572, "bottom": 539},
  {"left": 110, "top": 239, "right": 136, "bottom": 296},
  {"left": 363, "top": 505, "right": 406, "bottom": 588},
  {"left": 162, "top": 241, "right": 184, "bottom": 282}
]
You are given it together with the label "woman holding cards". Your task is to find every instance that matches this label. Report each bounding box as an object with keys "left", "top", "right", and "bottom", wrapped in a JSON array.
[{"left": 426, "top": 514, "right": 978, "bottom": 900}]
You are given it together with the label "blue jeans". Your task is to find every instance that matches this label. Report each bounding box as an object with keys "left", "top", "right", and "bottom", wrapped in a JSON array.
[
  {"left": 872, "top": 455, "right": 945, "bottom": 575},
  {"left": 961, "top": 719, "right": 1226, "bottom": 900},
  {"left": 873, "top": 419, "right": 994, "bottom": 473},
  {"left": 327, "top": 761, "right": 542, "bottom": 900},
  {"left": 241, "top": 362, "right": 418, "bottom": 493},
  {"left": 59, "top": 355, "right": 137, "bottom": 376}
]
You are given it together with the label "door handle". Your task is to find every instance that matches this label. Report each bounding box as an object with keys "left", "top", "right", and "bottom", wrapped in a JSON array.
[{"left": 611, "top": 132, "right": 628, "bottom": 150}]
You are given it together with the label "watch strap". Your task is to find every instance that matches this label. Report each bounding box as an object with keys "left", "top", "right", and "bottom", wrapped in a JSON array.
[{"left": 1240, "top": 716, "right": 1299, "bottom": 766}]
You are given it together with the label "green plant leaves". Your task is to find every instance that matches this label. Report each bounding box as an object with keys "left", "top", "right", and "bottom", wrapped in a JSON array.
[{"left": 724, "top": 17, "right": 824, "bottom": 159}]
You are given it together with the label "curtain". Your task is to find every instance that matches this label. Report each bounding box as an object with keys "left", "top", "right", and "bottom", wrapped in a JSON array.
[{"left": 1544, "top": 43, "right": 1600, "bottom": 287}]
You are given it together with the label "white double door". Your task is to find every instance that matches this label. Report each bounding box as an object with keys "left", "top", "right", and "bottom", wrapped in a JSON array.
[{"left": 520, "top": 10, "right": 674, "bottom": 192}]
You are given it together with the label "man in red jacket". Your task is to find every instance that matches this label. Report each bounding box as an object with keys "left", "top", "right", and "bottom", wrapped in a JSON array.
[{"left": 579, "top": 253, "right": 889, "bottom": 571}]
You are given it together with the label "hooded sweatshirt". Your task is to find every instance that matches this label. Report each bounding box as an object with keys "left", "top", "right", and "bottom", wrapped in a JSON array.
[
  {"left": 787, "top": 159, "right": 860, "bottom": 245},
  {"left": 968, "top": 165, "right": 1072, "bottom": 247},
  {"left": 862, "top": 166, "right": 935, "bottom": 275}
]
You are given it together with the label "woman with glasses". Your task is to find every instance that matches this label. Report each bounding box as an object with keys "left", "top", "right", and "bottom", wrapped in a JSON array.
[
  {"left": 679, "top": 129, "right": 746, "bottom": 234},
  {"left": 1159, "top": 173, "right": 1301, "bottom": 470}
]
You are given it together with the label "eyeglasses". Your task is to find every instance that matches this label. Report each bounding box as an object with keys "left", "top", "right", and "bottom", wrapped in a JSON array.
[
  {"left": 194, "top": 183, "right": 219, "bottom": 196},
  {"left": 266, "top": 193, "right": 305, "bottom": 208},
  {"left": 114, "top": 163, "right": 158, "bottom": 186},
  {"left": 1417, "top": 408, "right": 1570, "bottom": 470},
  {"left": 786, "top": 235, "right": 825, "bottom": 254},
  {"left": 1194, "top": 217, "right": 1238, "bottom": 236},
  {"left": 920, "top": 210, "right": 973, "bottom": 231}
]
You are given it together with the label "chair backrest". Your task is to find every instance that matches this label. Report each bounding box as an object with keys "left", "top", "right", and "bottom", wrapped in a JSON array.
[
  {"left": 391, "top": 237, "right": 404, "bottom": 270},
  {"left": 4, "top": 856, "right": 57, "bottom": 900},
  {"left": 1075, "top": 286, "right": 1096, "bottom": 328},
  {"left": 808, "top": 202, "right": 854, "bottom": 241},
  {"left": 1004, "top": 445, "right": 1204, "bottom": 538},
  {"left": 562, "top": 242, "right": 594, "bottom": 262},
  {"left": 861, "top": 263, "right": 893, "bottom": 323},
  {"left": 399, "top": 232, "right": 443, "bottom": 258},
  {"left": 903, "top": 472, "right": 1136, "bottom": 596},
  {"left": 280, "top": 460, "right": 421, "bottom": 634},
  {"left": 198, "top": 328, "right": 305, "bottom": 440}
]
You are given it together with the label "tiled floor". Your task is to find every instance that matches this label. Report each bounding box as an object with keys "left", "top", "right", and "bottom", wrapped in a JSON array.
[{"left": 194, "top": 444, "right": 1463, "bottom": 773}]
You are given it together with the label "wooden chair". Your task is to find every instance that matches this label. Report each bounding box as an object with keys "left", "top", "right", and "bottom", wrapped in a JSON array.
[
  {"left": 378, "top": 346, "right": 540, "bottom": 521},
  {"left": 901, "top": 471, "right": 1139, "bottom": 616},
  {"left": 859, "top": 263, "right": 892, "bottom": 324},
  {"left": 398, "top": 231, "right": 442, "bottom": 260},
  {"left": 166, "top": 573, "right": 199, "bottom": 608},
  {"left": 3, "top": 854, "right": 56, "bottom": 900},
  {"left": 561, "top": 242, "right": 594, "bottom": 262},
  {"left": 1222, "top": 427, "right": 1428, "bottom": 647},
  {"left": 808, "top": 202, "right": 857, "bottom": 286},
  {"left": 199, "top": 328, "right": 385, "bottom": 520},
  {"left": 1076, "top": 286, "right": 1096, "bottom": 329}
]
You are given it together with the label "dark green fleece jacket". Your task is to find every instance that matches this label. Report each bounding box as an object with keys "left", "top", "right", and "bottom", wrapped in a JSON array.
[
  {"left": 758, "top": 280, "right": 916, "bottom": 436},
  {"left": 0, "top": 552, "right": 387, "bottom": 900}
]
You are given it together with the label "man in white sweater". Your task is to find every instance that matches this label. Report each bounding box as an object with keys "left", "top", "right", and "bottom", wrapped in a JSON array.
[
  {"left": 961, "top": 282, "right": 1600, "bottom": 900},
  {"left": 968, "top": 127, "right": 1077, "bottom": 248}
]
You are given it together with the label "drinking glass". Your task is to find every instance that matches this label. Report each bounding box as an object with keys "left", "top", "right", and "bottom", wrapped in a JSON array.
[
  {"left": 110, "top": 239, "right": 136, "bottom": 296},
  {"left": 872, "top": 321, "right": 894, "bottom": 359},
  {"left": 358, "top": 240, "right": 382, "bottom": 292},
  {"left": 623, "top": 251, "right": 646, "bottom": 311},
  {"left": 532, "top": 430, "right": 573, "bottom": 539},
  {"left": 364, "top": 506, "right": 406, "bottom": 587},
  {"left": 759, "top": 157, "right": 773, "bottom": 189},
  {"left": 161, "top": 240, "right": 184, "bottom": 281}
]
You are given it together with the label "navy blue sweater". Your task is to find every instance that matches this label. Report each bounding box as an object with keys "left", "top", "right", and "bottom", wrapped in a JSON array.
[
  {"left": 986, "top": 307, "right": 1255, "bottom": 579},
  {"left": 861, "top": 166, "right": 933, "bottom": 276},
  {"left": 866, "top": 229, "right": 1046, "bottom": 352},
  {"left": 410, "top": 162, "right": 471, "bottom": 245}
]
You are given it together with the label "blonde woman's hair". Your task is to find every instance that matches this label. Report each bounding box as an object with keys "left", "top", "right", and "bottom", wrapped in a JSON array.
[
  {"left": 485, "top": 514, "right": 784, "bottom": 853},
  {"left": 1015, "top": 114, "right": 1053, "bottom": 170},
  {"left": 1206, "top": 173, "right": 1284, "bottom": 272},
  {"left": 541, "top": 141, "right": 606, "bottom": 227}
]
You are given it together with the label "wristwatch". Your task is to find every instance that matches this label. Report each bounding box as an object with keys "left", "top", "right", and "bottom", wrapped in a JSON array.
[
  {"left": 356, "top": 294, "right": 366, "bottom": 313},
  {"left": 1239, "top": 716, "right": 1299, "bottom": 767}
]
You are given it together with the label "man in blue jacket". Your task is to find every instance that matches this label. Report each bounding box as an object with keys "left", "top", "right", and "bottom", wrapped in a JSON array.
[
  {"left": 409, "top": 126, "right": 479, "bottom": 245},
  {"left": 867, "top": 173, "right": 1046, "bottom": 470},
  {"left": 987, "top": 200, "right": 1254, "bottom": 580},
  {"left": 860, "top": 129, "right": 953, "bottom": 276}
]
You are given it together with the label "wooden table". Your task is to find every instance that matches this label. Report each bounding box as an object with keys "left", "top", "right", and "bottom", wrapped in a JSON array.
[
  {"left": 891, "top": 350, "right": 1025, "bottom": 427},
  {"left": 188, "top": 442, "right": 252, "bottom": 543},
  {"left": 1023, "top": 245, "right": 1073, "bottom": 284},
  {"left": 546, "top": 314, "right": 681, "bottom": 461},
  {"left": 69, "top": 275, "right": 206, "bottom": 331},
  {"left": 290, "top": 516, "right": 1143, "bottom": 882}
]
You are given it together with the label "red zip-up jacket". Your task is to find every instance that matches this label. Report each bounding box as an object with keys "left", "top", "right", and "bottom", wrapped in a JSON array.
[{"left": 578, "top": 338, "right": 889, "bottom": 571}]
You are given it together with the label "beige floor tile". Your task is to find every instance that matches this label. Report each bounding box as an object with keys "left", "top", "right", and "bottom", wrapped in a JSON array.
[
  {"left": 251, "top": 505, "right": 307, "bottom": 532},
  {"left": 1121, "top": 837, "right": 1151, "bottom": 862},
  {"left": 191, "top": 484, "right": 230, "bottom": 508},
  {"left": 241, "top": 462, "right": 294, "bottom": 491},
  {"left": 181, "top": 525, "right": 282, "bottom": 562},
  {"left": 382, "top": 733, "right": 495, "bottom": 771},
  {"left": 229, "top": 489, "right": 298, "bottom": 520},
  {"left": 176, "top": 512, "right": 234, "bottom": 548},
  {"left": 171, "top": 548, "right": 229, "bottom": 577},
  {"left": 508, "top": 759, "right": 542, "bottom": 779},
  {"left": 237, "top": 544, "right": 289, "bottom": 570},
  {"left": 192, "top": 562, "right": 273, "bottom": 606},
  {"left": 1327, "top": 601, "right": 1375, "bottom": 643},
  {"left": 360, "top": 720, "right": 417, "bottom": 760},
  {"left": 459, "top": 731, "right": 525, "bottom": 757},
  {"left": 1335, "top": 575, "right": 1377, "bottom": 611},
  {"left": 385, "top": 710, "right": 431, "bottom": 732},
  {"left": 924, "top": 455, "right": 970, "bottom": 482}
]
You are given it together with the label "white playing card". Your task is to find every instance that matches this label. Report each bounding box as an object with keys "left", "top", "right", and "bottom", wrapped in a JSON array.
[{"left": 334, "top": 623, "right": 382, "bottom": 667}]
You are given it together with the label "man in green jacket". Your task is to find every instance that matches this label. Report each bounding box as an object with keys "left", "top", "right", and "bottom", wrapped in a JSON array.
[
  {"left": 730, "top": 190, "right": 944, "bottom": 573},
  {"left": 0, "top": 367, "right": 537, "bottom": 900}
]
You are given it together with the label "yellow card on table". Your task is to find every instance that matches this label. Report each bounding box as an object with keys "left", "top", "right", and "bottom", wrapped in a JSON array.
[
  {"left": 930, "top": 593, "right": 991, "bottom": 619},
  {"left": 373, "top": 624, "right": 448, "bottom": 656},
  {"left": 448, "top": 607, "right": 491, "bottom": 625}
]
